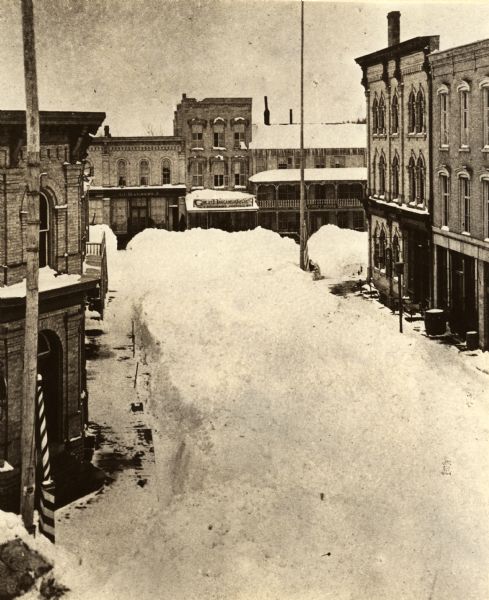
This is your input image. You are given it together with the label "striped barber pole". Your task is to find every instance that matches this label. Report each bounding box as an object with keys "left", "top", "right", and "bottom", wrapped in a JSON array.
[{"left": 36, "top": 374, "right": 55, "bottom": 543}]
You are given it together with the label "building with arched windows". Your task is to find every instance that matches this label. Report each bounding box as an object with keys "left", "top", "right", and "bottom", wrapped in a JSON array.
[
  {"left": 430, "top": 39, "right": 489, "bottom": 348},
  {"left": 0, "top": 109, "right": 106, "bottom": 511},
  {"left": 87, "top": 128, "right": 186, "bottom": 247},
  {"left": 355, "top": 11, "right": 439, "bottom": 309}
]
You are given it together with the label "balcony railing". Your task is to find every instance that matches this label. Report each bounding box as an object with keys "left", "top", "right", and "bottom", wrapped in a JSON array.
[{"left": 256, "top": 197, "right": 363, "bottom": 210}]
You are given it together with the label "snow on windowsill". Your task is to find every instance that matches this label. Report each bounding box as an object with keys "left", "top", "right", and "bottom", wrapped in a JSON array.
[
  {"left": 441, "top": 225, "right": 450, "bottom": 231},
  {"left": 0, "top": 461, "right": 13, "bottom": 473},
  {"left": 462, "top": 231, "right": 471, "bottom": 236},
  {"left": 213, "top": 147, "right": 227, "bottom": 151},
  {"left": 191, "top": 147, "right": 204, "bottom": 152}
]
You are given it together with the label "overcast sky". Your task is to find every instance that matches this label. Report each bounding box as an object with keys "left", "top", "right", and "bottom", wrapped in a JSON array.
[{"left": 1, "top": 0, "right": 489, "bottom": 135}]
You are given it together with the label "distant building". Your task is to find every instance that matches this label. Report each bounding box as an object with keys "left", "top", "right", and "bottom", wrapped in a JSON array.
[
  {"left": 430, "top": 40, "right": 489, "bottom": 347},
  {"left": 248, "top": 119, "right": 367, "bottom": 237},
  {"left": 87, "top": 126, "right": 186, "bottom": 247},
  {"left": 355, "top": 12, "right": 439, "bottom": 308},
  {"left": 0, "top": 110, "right": 106, "bottom": 511}
]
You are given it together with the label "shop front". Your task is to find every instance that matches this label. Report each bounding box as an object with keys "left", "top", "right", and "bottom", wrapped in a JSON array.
[{"left": 185, "top": 189, "right": 258, "bottom": 232}]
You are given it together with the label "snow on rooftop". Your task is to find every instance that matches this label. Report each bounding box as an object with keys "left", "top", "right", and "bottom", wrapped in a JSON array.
[
  {"left": 0, "top": 267, "right": 82, "bottom": 299},
  {"left": 249, "top": 167, "right": 367, "bottom": 184},
  {"left": 250, "top": 123, "right": 366, "bottom": 150}
]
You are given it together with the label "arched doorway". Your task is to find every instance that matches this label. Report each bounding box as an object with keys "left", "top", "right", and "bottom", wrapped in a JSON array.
[{"left": 37, "top": 330, "right": 63, "bottom": 455}]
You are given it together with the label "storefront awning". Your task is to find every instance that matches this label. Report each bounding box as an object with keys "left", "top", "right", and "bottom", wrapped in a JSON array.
[{"left": 186, "top": 189, "right": 258, "bottom": 212}]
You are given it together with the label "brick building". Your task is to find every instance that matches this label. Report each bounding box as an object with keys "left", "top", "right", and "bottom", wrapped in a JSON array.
[
  {"left": 249, "top": 121, "right": 367, "bottom": 236},
  {"left": 0, "top": 110, "right": 106, "bottom": 511},
  {"left": 173, "top": 94, "right": 252, "bottom": 192},
  {"left": 87, "top": 126, "right": 186, "bottom": 247},
  {"left": 355, "top": 12, "right": 439, "bottom": 308},
  {"left": 430, "top": 40, "right": 489, "bottom": 347}
]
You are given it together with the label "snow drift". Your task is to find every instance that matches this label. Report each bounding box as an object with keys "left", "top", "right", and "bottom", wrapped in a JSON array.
[{"left": 308, "top": 224, "right": 367, "bottom": 279}]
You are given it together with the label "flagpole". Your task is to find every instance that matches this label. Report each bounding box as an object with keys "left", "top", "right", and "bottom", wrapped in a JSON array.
[
  {"left": 20, "top": 0, "right": 41, "bottom": 533},
  {"left": 299, "top": 0, "right": 307, "bottom": 270}
]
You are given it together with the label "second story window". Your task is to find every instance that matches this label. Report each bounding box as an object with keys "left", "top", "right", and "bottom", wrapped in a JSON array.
[
  {"left": 233, "top": 161, "right": 246, "bottom": 187},
  {"left": 378, "top": 154, "right": 386, "bottom": 196},
  {"left": 483, "top": 83, "right": 489, "bottom": 147},
  {"left": 372, "top": 96, "right": 379, "bottom": 134},
  {"left": 213, "top": 161, "right": 225, "bottom": 187},
  {"left": 162, "top": 159, "right": 171, "bottom": 185},
  {"left": 39, "top": 192, "right": 51, "bottom": 268},
  {"left": 233, "top": 123, "right": 245, "bottom": 149},
  {"left": 459, "top": 82, "right": 470, "bottom": 147},
  {"left": 191, "top": 125, "right": 204, "bottom": 147},
  {"left": 117, "top": 160, "right": 127, "bottom": 186},
  {"left": 213, "top": 122, "right": 225, "bottom": 148},
  {"left": 408, "top": 91, "right": 416, "bottom": 134},
  {"left": 460, "top": 176, "right": 471, "bottom": 233},
  {"left": 417, "top": 156, "right": 425, "bottom": 205},
  {"left": 315, "top": 156, "right": 325, "bottom": 168},
  {"left": 378, "top": 94, "right": 386, "bottom": 134},
  {"left": 440, "top": 173, "right": 450, "bottom": 227},
  {"left": 278, "top": 156, "right": 288, "bottom": 169},
  {"left": 439, "top": 89, "right": 449, "bottom": 146},
  {"left": 391, "top": 155, "right": 399, "bottom": 199},
  {"left": 484, "top": 179, "right": 489, "bottom": 238},
  {"left": 416, "top": 89, "right": 425, "bottom": 133},
  {"left": 391, "top": 93, "right": 399, "bottom": 134},
  {"left": 192, "top": 161, "right": 204, "bottom": 187},
  {"left": 139, "top": 159, "right": 150, "bottom": 186},
  {"left": 408, "top": 157, "right": 416, "bottom": 202}
]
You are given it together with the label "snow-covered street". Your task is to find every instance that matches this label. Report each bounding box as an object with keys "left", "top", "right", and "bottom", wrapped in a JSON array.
[{"left": 52, "top": 226, "right": 489, "bottom": 599}]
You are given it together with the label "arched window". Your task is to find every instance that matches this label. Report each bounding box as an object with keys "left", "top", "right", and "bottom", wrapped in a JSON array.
[
  {"left": 417, "top": 156, "right": 425, "bottom": 204},
  {"left": 440, "top": 171, "right": 450, "bottom": 227},
  {"left": 408, "top": 156, "right": 416, "bottom": 202},
  {"left": 481, "top": 79, "right": 489, "bottom": 148},
  {"left": 39, "top": 193, "right": 51, "bottom": 268},
  {"left": 379, "top": 228, "right": 386, "bottom": 269},
  {"left": 408, "top": 91, "right": 416, "bottom": 133},
  {"left": 392, "top": 155, "right": 400, "bottom": 199},
  {"left": 162, "top": 159, "right": 171, "bottom": 185},
  {"left": 372, "top": 155, "right": 377, "bottom": 196},
  {"left": 378, "top": 94, "right": 386, "bottom": 134},
  {"left": 458, "top": 81, "right": 470, "bottom": 147},
  {"left": 373, "top": 225, "right": 380, "bottom": 268},
  {"left": 139, "top": 160, "right": 150, "bottom": 186},
  {"left": 416, "top": 89, "right": 425, "bottom": 133},
  {"left": 378, "top": 154, "right": 386, "bottom": 196},
  {"left": 391, "top": 92, "right": 399, "bottom": 134},
  {"left": 460, "top": 174, "right": 471, "bottom": 233},
  {"left": 212, "top": 160, "right": 225, "bottom": 187},
  {"left": 372, "top": 97, "right": 379, "bottom": 135},
  {"left": 117, "top": 160, "right": 127, "bottom": 186},
  {"left": 392, "top": 233, "right": 401, "bottom": 265},
  {"left": 438, "top": 85, "right": 449, "bottom": 146}
]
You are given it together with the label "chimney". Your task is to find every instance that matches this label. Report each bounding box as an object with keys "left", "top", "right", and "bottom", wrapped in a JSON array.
[
  {"left": 289, "top": 109, "right": 293, "bottom": 124},
  {"left": 182, "top": 93, "right": 187, "bottom": 100},
  {"left": 387, "top": 11, "right": 400, "bottom": 47},
  {"left": 104, "top": 125, "right": 111, "bottom": 138},
  {"left": 264, "top": 96, "right": 270, "bottom": 126}
]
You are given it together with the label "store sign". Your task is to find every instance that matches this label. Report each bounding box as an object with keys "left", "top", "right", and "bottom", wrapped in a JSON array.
[{"left": 193, "top": 198, "right": 254, "bottom": 209}]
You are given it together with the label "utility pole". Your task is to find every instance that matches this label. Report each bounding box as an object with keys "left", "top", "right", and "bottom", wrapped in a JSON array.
[
  {"left": 20, "top": 0, "right": 41, "bottom": 533},
  {"left": 299, "top": 0, "right": 307, "bottom": 270}
]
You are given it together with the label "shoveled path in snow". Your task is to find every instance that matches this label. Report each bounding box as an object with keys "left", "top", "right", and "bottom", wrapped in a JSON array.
[{"left": 55, "top": 295, "right": 162, "bottom": 599}]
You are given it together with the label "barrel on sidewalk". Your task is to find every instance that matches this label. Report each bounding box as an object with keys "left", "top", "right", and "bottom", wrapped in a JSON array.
[{"left": 424, "top": 308, "right": 446, "bottom": 336}]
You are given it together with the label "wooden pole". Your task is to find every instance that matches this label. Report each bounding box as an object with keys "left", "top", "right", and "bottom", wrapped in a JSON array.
[
  {"left": 20, "top": 0, "right": 41, "bottom": 533},
  {"left": 299, "top": 0, "right": 306, "bottom": 270}
]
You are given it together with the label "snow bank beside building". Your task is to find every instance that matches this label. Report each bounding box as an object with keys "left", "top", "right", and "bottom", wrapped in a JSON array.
[
  {"left": 89, "top": 224, "right": 118, "bottom": 262},
  {"left": 308, "top": 224, "right": 367, "bottom": 278}
]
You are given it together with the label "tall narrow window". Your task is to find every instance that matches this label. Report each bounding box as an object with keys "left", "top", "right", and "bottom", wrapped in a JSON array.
[
  {"left": 416, "top": 89, "right": 425, "bottom": 133},
  {"left": 379, "top": 229, "right": 386, "bottom": 269},
  {"left": 378, "top": 154, "right": 386, "bottom": 196},
  {"left": 408, "top": 91, "right": 416, "bottom": 134},
  {"left": 378, "top": 94, "right": 386, "bottom": 134},
  {"left": 408, "top": 157, "right": 416, "bottom": 202},
  {"left": 441, "top": 174, "right": 450, "bottom": 227},
  {"left": 460, "top": 176, "right": 471, "bottom": 233},
  {"left": 161, "top": 159, "right": 171, "bottom": 185},
  {"left": 139, "top": 160, "right": 150, "bottom": 185},
  {"left": 484, "top": 179, "right": 489, "bottom": 238},
  {"left": 234, "top": 161, "right": 246, "bottom": 187},
  {"left": 213, "top": 122, "right": 225, "bottom": 148},
  {"left": 459, "top": 84, "right": 470, "bottom": 146},
  {"left": 117, "top": 160, "right": 127, "bottom": 186},
  {"left": 484, "top": 86, "right": 489, "bottom": 147},
  {"left": 191, "top": 124, "right": 204, "bottom": 147},
  {"left": 417, "top": 156, "right": 425, "bottom": 205},
  {"left": 39, "top": 193, "right": 50, "bottom": 268},
  {"left": 192, "top": 162, "right": 204, "bottom": 187},
  {"left": 372, "top": 97, "right": 378, "bottom": 135},
  {"left": 213, "top": 161, "right": 225, "bottom": 187},
  {"left": 392, "top": 233, "right": 400, "bottom": 265},
  {"left": 391, "top": 93, "right": 399, "bottom": 134},
  {"left": 373, "top": 227, "right": 380, "bottom": 268},
  {"left": 391, "top": 155, "right": 399, "bottom": 199},
  {"left": 440, "top": 92, "right": 449, "bottom": 146},
  {"left": 372, "top": 155, "right": 377, "bottom": 196},
  {"left": 233, "top": 123, "right": 245, "bottom": 149}
]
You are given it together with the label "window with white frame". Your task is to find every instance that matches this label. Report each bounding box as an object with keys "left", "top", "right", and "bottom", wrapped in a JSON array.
[
  {"left": 482, "top": 82, "right": 489, "bottom": 148},
  {"left": 39, "top": 192, "right": 51, "bottom": 268},
  {"left": 438, "top": 86, "right": 449, "bottom": 146},
  {"left": 459, "top": 82, "right": 470, "bottom": 147},
  {"left": 460, "top": 176, "right": 471, "bottom": 233},
  {"left": 483, "top": 178, "right": 489, "bottom": 238},
  {"left": 139, "top": 159, "right": 150, "bottom": 185},
  {"left": 440, "top": 173, "right": 450, "bottom": 227}
]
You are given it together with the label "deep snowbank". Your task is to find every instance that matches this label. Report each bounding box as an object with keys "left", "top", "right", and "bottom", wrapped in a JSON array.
[
  {"left": 89, "top": 224, "right": 118, "bottom": 263},
  {"left": 308, "top": 224, "right": 367, "bottom": 278}
]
